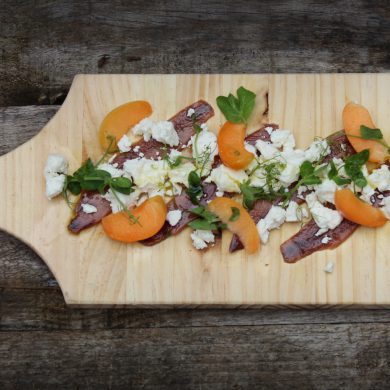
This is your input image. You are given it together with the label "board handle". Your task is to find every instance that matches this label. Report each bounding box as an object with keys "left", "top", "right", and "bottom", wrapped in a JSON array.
[{"left": 0, "top": 76, "right": 84, "bottom": 242}]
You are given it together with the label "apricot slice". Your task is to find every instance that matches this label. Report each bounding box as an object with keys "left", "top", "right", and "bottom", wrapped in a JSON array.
[
  {"left": 99, "top": 101, "right": 152, "bottom": 152},
  {"left": 343, "top": 102, "right": 388, "bottom": 163},
  {"left": 208, "top": 197, "right": 260, "bottom": 253},
  {"left": 334, "top": 188, "right": 387, "bottom": 227},
  {"left": 102, "top": 196, "right": 167, "bottom": 243},
  {"left": 217, "top": 121, "right": 254, "bottom": 170}
]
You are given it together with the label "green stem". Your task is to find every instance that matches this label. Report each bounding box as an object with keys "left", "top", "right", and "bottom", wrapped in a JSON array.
[{"left": 110, "top": 186, "right": 141, "bottom": 226}]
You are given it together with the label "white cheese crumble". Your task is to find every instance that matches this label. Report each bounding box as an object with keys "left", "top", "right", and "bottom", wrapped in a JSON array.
[
  {"left": 265, "top": 126, "right": 274, "bottom": 135},
  {"left": 191, "top": 229, "right": 215, "bottom": 250},
  {"left": 187, "top": 108, "right": 195, "bottom": 118},
  {"left": 151, "top": 121, "right": 179, "bottom": 146},
  {"left": 117, "top": 134, "right": 132, "bottom": 152},
  {"left": 166, "top": 210, "right": 182, "bottom": 226},
  {"left": 368, "top": 165, "right": 390, "bottom": 192},
  {"left": 44, "top": 154, "right": 69, "bottom": 199},
  {"left": 314, "top": 179, "right": 338, "bottom": 204},
  {"left": 304, "top": 139, "right": 330, "bottom": 162},
  {"left": 168, "top": 162, "right": 196, "bottom": 187},
  {"left": 257, "top": 206, "right": 286, "bottom": 244},
  {"left": 255, "top": 140, "right": 279, "bottom": 160},
  {"left": 191, "top": 129, "right": 218, "bottom": 174},
  {"left": 324, "top": 262, "right": 335, "bottom": 273},
  {"left": 206, "top": 165, "right": 248, "bottom": 193},
  {"left": 285, "top": 201, "right": 308, "bottom": 222},
  {"left": 103, "top": 189, "right": 140, "bottom": 213},
  {"left": 133, "top": 118, "right": 179, "bottom": 146},
  {"left": 81, "top": 203, "right": 98, "bottom": 214},
  {"left": 216, "top": 191, "right": 224, "bottom": 197},
  {"left": 98, "top": 163, "right": 124, "bottom": 178},
  {"left": 305, "top": 193, "right": 342, "bottom": 233},
  {"left": 270, "top": 129, "right": 295, "bottom": 150},
  {"left": 321, "top": 235, "right": 332, "bottom": 244}
]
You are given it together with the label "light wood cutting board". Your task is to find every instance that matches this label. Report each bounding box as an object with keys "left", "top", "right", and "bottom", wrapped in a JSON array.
[{"left": 1, "top": 74, "right": 390, "bottom": 307}]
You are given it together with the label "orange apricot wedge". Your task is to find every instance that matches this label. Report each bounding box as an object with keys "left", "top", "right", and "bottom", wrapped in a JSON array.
[
  {"left": 342, "top": 102, "right": 389, "bottom": 163},
  {"left": 334, "top": 188, "right": 387, "bottom": 227},
  {"left": 99, "top": 100, "right": 152, "bottom": 152},
  {"left": 217, "top": 121, "right": 254, "bottom": 170},
  {"left": 208, "top": 197, "right": 260, "bottom": 253},
  {"left": 102, "top": 196, "right": 167, "bottom": 243}
]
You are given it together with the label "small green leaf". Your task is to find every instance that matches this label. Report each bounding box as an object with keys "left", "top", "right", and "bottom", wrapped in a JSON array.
[
  {"left": 299, "top": 161, "right": 315, "bottom": 177},
  {"left": 302, "top": 175, "right": 322, "bottom": 185},
  {"left": 110, "top": 177, "right": 133, "bottom": 195},
  {"left": 188, "top": 219, "right": 218, "bottom": 231},
  {"left": 360, "top": 125, "right": 383, "bottom": 140},
  {"left": 237, "top": 86, "right": 256, "bottom": 122},
  {"left": 229, "top": 207, "right": 240, "bottom": 222},
  {"left": 216, "top": 96, "right": 244, "bottom": 123}
]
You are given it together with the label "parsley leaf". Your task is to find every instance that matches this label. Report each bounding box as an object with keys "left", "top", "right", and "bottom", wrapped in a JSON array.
[
  {"left": 240, "top": 181, "right": 286, "bottom": 209},
  {"left": 188, "top": 206, "right": 225, "bottom": 231},
  {"left": 299, "top": 161, "right": 322, "bottom": 185},
  {"left": 360, "top": 125, "right": 383, "bottom": 140},
  {"left": 187, "top": 171, "right": 203, "bottom": 204},
  {"left": 328, "top": 161, "right": 352, "bottom": 186},
  {"left": 216, "top": 86, "right": 256, "bottom": 124},
  {"left": 344, "top": 149, "right": 369, "bottom": 188}
]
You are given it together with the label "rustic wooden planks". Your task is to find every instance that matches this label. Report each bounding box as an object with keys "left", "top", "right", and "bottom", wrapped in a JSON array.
[{"left": 1, "top": 74, "right": 390, "bottom": 306}]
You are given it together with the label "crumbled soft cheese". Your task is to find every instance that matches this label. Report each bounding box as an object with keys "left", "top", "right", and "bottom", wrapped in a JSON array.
[
  {"left": 257, "top": 206, "right": 286, "bottom": 244},
  {"left": 103, "top": 189, "right": 140, "bottom": 213},
  {"left": 324, "top": 262, "right": 335, "bottom": 273},
  {"left": 132, "top": 118, "right": 154, "bottom": 141},
  {"left": 305, "top": 192, "right": 342, "bottom": 233},
  {"left": 168, "top": 162, "right": 196, "bottom": 187},
  {"left": 279, "top": 162, "right": 300, "bottom": 187},
  {"left": 314, "top": 179, "right": 338, "bottom": 204},
  {"left": 81, "top": 203, "right": 98, "bottom": 214},
  {"left": 216, "top": 191, "right": 224, "bottom": 197},
  {"left": 44, "top": 154, "right": 68, "bottom": 199},
  {"left": 270, "top": 129, "right": 295, "bottom": 150},
  {"left": 133, "top": 118, "right": 179, "bottom": 146},
  {"left": 133, "top": 145, "right": 140, "bottom": 152},
  {"left": 265, "top": 126, "right": 274, "bottom": 135},
  {"left": 360, "top": 185, "right": 376, "bottom": 204},
  {"left": 187, "top": 108, "right": 195, "bottom": 118},
  {"left": 277, "top": 148, "right": 306, "bottom": 186},
  {"left": 124, "top": 158, "right": 168, "bottom": 194},
  {"left": 315, "top": 228, "right": 328, "bottom": 236},
  {"left": 340, "top": 143, "right": 347, "bottom": 151},
  {"left": 297, "top": 185, "right": 307, "bottom": 198},
  {"left": 191, "top": 130, "right": 218, "bottom": 174},
  {"left": 206, "top": 165, "right": 248, "bottom": 193},
  {"left": 191, "top": 229, "right": 215, "bottom": 250},
  {"left": 321, "top": 235, "right": 331, "bottom": 244},
  {"left": 169, "top": 149, "right": 182, "bottom": 160},
  {"left": 244, "top": 142, "right": 257, "bottom": 155},
  {"left": 255, "top": 140, "right": 279, "bottom": 160},
  {"left": 117, "top": 134, "right": 132, "bottom": 152},
  {"left": 304, "top": 139, "right": 330, "bottom": 162},
  {"left": 151, "top": 121, "right": 179, "bottom": 146},
  {"left": 166, "top": 210, "right": 182, "bottom": 226},
  {"left": 285, "top": 201, "right": 308, "bottom": 222},
  {"left": 98, "top": 163, "right": 125, "bottom": 178},
  {"left": 368, "top": 165, "right": 390, "bottom": 192}
]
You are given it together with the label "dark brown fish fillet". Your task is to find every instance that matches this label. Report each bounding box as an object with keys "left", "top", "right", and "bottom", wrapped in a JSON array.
[
  {"left": 280, "top": 130, "right": 359, "bottom": 262},
  {"left": 68, "top": 100, "right": 214, "bottom": 234},
  {"left": 68, "top": 192, "right": 112, "bottom": 234},
  {"left": 140, "top": 183, "right": 218, "bottom": 246},
  {"left": 280, "top": 218, "right": 359, "bottom": 263},
  {"left": 113, "top": 100, "right": 214, "bottom": 167}
]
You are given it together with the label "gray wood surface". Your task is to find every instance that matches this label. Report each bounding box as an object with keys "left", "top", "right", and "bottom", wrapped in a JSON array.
[
  {"left": 1, "top": 0, "right": 389, "bottom": 106},
  {"left": 1, "top": 1, "right": 390, "bottom": 388}
]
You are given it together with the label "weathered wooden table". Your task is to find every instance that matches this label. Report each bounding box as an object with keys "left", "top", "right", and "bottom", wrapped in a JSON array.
[{"left": 1, "top": 1, "right": 390, "bottom": 388}]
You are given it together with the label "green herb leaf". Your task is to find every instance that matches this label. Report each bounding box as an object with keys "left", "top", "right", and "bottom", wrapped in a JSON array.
[
  {"left": 360, "top": 125, "right": 383, "bottom": 140},
  {"left": 229, "top": 207, "right": 240, "bottom": 222},
  {"left": 216, "top": 86, "right": 257, "bottom": 124},
  {"left": 299, "top": 161, "right": 315, "bottom": 177},
  {"left": 236, "top": 86, "right": 256, "bottom": 121},
  {"left": 344, "top": 149, "right": 369, "bottom": 188},
  {"left": 328, "top": 161, "right": 351, "bottom": 186},
  {"left": 187, "top": 171, "right": 203, "bottom": 204},
  {"left": 110, "top": 177, "right": 133, "bottom": 195},
  {"left": 189, "top": 205, "right": 224, "bottom": 231},
  {"left": 240, "top": 182, "right": 286, "bottom": 209}
]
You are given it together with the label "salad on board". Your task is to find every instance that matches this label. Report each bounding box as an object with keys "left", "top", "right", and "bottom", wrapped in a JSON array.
[{"left": 44, "top": 87, "right": 390, "bottom": 264}]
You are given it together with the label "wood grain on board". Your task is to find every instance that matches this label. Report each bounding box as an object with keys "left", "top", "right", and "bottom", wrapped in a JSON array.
[{"left": 1, "top": 73, "right": 390, "bottom": 306}]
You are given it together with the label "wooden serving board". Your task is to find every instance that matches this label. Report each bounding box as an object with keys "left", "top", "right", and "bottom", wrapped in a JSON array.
[{"left": 1, "top": 74, "right": 390, "bottom": 307}]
